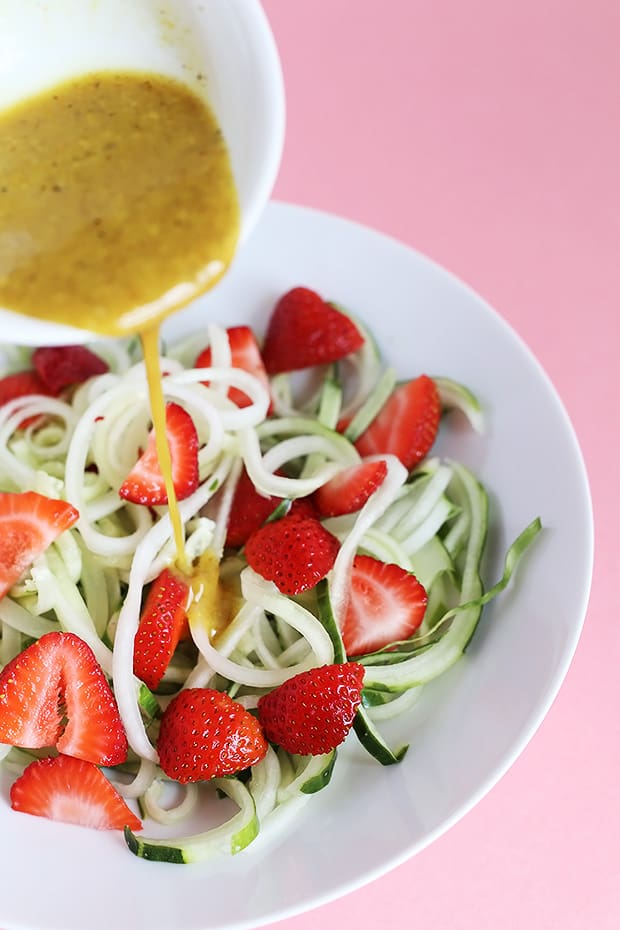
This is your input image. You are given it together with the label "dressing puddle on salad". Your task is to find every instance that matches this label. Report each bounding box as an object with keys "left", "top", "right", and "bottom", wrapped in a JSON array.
[{"left": 0, "top": 70, "right": 241, "bottom": 568}]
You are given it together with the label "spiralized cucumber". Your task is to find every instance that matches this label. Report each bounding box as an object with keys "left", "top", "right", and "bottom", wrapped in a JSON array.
[
  {"left": 0, "top": 316, "right": 542, "bottom": 865},
  {"left": 125, "top": 778, "right": 259, "bottom": 863}
]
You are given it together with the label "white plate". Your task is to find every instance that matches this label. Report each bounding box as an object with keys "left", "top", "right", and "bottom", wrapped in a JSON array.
[{"left": 0, "top": 202, "right": 593, "bottom": 930}]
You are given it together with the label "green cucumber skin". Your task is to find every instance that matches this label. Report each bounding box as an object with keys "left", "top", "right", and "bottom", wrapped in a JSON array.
[
  {"left": 316, "top": 579, "right": 346, "bottom": 663},
  {"left": 124, "top": 827, "right": 186, "bottom": 864},
  {"left": 352, "top": 708, "right": 408, "bottom": 765},
  {"left": 231, "top": 816, "right": 259, "bottom": 854},
  {"left": 300, "top": 751, "right": 337, "bottom": 794}
]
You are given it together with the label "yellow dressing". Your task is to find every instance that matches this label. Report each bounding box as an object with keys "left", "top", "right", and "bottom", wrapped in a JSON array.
[
  {"left": 0, "top": 71, "right": 240, "bottom": 334},
  {"left": 0, "top": 71, "right": 241, "bottom": 567},
  {"left": 187, "top": 550, "right": 241, "bottom": 643},
  {"left": 141, "top": 325, "right": 188, "bottom": 571}
]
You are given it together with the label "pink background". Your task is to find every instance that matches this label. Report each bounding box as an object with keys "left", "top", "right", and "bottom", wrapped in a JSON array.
[{"left": 260, "top": 1, "right": 617, "bottom": 929}]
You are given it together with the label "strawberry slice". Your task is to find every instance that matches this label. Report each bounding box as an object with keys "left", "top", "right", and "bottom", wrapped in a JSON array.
[
  {"left": 32, "top": 345, "right": 109, "bottom": 393},
  {"left": 196, "top": 325, "right": 272, "bottom": 410},
  {"left": 257, "top": 663, "right": 364, "bottom": 755},
  {"left": 0, "top": 370, "right": 56, "bottom": 428},
  {"left": 10, "top": 754, "right": 142, "bottom": 831},
  {"left": 353, "top": 375, "right": 441, "bottom": 471},
  {"left": 342, "top": 555, "right": 428, "bottom": 657},
  {"left": 244, "top": 512, "right": 340, "bottom": 595},
  {"left": 314, "top": 459, "right": 388, "bottom": 517},
  {"left": 0, "top": 491, "right": 79, "bottom": 599},
  {"left": 261, "top": 287, "right": 364, "bottom": 374},
  {"left": 157, "top": 688, "right": 268, "bottom": 783},
  {"left": 133, "top": 568, "right": 190, "bottom": 690},
  {"left": 0, "top": 631, "right": 128, "bottom": 765},
  {"left": 119, "top": 402, "right": 199, "bottom": 506}
]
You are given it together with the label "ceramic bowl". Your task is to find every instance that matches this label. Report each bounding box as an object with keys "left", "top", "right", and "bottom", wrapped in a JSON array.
[{"left": 0, "top": 0, "right": 285, "bottom": 345}]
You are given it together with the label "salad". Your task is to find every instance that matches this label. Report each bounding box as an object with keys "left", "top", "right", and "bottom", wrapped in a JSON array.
[{"left": 0, "top": 286, "right": 540, "bottom": 862}]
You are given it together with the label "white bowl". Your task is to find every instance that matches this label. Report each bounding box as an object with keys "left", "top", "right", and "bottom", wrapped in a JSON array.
[{"left": 0, "top": 0, "right": 285, "bottom": 345}]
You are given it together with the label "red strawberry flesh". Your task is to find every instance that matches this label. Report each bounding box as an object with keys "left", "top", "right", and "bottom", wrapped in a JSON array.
[
  {"left": 342, "top": 554, "right": 427, "bottom": 656},
  {"left": 0, "top": 631, "right": 128, "bottom": 765},
  {"left": 0, "top": 491, "right": 79, "bottom": 599},
  {"left": 118, "top": 402, "right": 199, "bottom": 506},
  {"left": 244, "top": 513, "right": 340, "bottom": 595},
  {"left": 225, "top": 467, "right": 282, "bottom": 548},
  {"left": 157, "top": 688, "right": 268, "bottom": 783},
  {"left": 10, "top": 754, "right": 142, "bottom": 831},
  {"left": 257, "top": 663, "right": 364, "bottom": 755},
  {"left": 354, "top": 375, "right": 441, "bottom": 471},
  {"left": 314, "top": 459, "right": 388, "bottom": 517},
  {"left": 196, "top": 325, "right": 272, "bottom": 410},
  {"left": 262, "top": 287, "right": 364, "bottom": 374},
  {"left": 0, "top": 370, "right": 56, "bottom": 428},
  {"left": 32, "top": 345, "right": 109, "bottom": 393},
  {"left": 133, "top": 568, "right": 190, "bottom": 690}
]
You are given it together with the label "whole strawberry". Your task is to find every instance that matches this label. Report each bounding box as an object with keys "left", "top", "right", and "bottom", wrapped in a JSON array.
[
  {"left": 244, "top": 512, "right": 340, "bottom": 595},
  {"left": 261, "top": 287, "right": 364, "bottom": 374},
  {"left": 157, "top": 688, "right": 268, "bottom": 783},
  {"left": 32, "top": 344, "right": 109, "bottom": 393},
  {"left": 257, "top": 663, "right": 365, "bottom": 756}
]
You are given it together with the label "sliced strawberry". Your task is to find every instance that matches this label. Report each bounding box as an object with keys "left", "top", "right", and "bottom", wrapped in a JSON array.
[
  {"left": 261, "top": 287, "right": 364, "bottom": 374},
  {"left": 257, "top": 663, "right": 364, "bottom": 755},
  {"left": 0, "top": 370, "right": 56, "bottom": 428},
  {"left": 196, "top": 325, "right": 272, "bottom": 411},
  {"left": 10, "top": 754, "right": 142, "bottom": 831},
  {"left": 314, "top": 459, "right": 388, "bottom": 517},
  {"left": 0, "top": 631, "right": 127, "bottom": 765},
  {"left": 32, "top": 345, "right": 109, "bottom": 393},
  {"left": 0, "top": 491, "right": 79, "bottom": 599},
  {"left": 119, "top": 402, "right": 199, "bottom": 506},
  {"left": 244, "top": 512, "right": 340, "bottom": 595},
  {"left": 225, "top": 467, "right": 282, "bottom": 548},
  {"left": 133, "top": 568, "right": 190, "bottom": 690},
  {"left": 342, "top": 555, "right": 427, "bottom": 657},
  {"left": 157, "top": 688, "right": 268, "bottom": 783},
  {"left": 353, "top": 375, "right": 441, "bottom": 471}
]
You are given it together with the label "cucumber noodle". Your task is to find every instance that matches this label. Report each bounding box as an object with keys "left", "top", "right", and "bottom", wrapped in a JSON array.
[{"left": 0, "top": 321, "right": 541, "bottom": 861}]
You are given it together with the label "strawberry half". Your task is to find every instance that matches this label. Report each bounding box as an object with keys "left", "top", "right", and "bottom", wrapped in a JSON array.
[
  {"left": 0, "top": 490, "right": 79, "bottom": 599},
  {"left": 353, "top": 375, "right": 441, "bottom": 471},
  {"left": 0, "top": 370, "right": 56, "bottom": 428},
  {"left": 225, "top": 470, "right": 319, "bottom": 550},
  {"left": 225, "top": 467, "right": 282, "bottom": 548},
  {"left": 196, "top": 325, "right": 272, "bottom": 411},
  {"left": 157, "top": 688, "right": 268, "bottom": 783},
  {"left": 0, "top": 631, "right": 128, "bottom": 765},
  {"left": 133, "top": 568, "right": 190, "bottom": 690},
  {"left": 10, "top": 754, "right": 142, "bottom": 831},
  {"left": 257, "top": 663, "right": 364, "bottom": 755},
  {"left": 314, "top": 459, "right": 388, "bottom": 517},
  {"left": 244, "top": 512, "right": 340, "bottom": 595},
  {"left": 342, "top": 555, "right": 428, "bottom": 657},
  {"left": 261, "top": 287, "right": 364, "bottom": 374},
  {"left": 32, "top": 345, "right": 109, "bottom": 393},
  {"left": 119, "top": 402, "right": 199, "bottom": 506}
]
